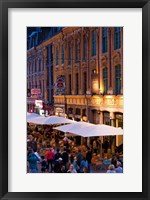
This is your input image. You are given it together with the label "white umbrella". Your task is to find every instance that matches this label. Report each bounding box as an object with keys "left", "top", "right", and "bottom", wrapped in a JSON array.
[
  {"left": 27, "top": 116, "right": 46, "bottom": 124},
  {"left": 27, "top": 112, "right": 41, "bottom": 121},
  {"left": 69, "top": 124, "right": 123, "bottom": 137},
  {"left": 53, "top": 121, "right": 94, "bottom": 133},
  {"left": 27, "top": 115, "right": 75, "bottom": 125}
]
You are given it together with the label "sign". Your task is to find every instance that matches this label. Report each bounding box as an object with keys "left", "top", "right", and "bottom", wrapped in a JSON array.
[
  {"left": 35, "top": 100, "right": 43, "bottom": 108},
  {"left": 31, "top": 88, "right": 41, "bottom": 95},
  {"left": 55, "top": 76, "right": 65, "bottom": 95}
]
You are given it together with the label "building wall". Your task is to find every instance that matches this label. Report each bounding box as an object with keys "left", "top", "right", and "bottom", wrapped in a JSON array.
[{"left": 52, "top": 27, "right": 123, "bottom": 125}]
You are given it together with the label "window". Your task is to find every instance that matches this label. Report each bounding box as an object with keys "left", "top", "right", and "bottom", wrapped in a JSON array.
[
  {"left": 75, "top": 39, "right": 79, "bottom": 63},
  {"left": 103, "top": 68, "right": 108, "bottom": 94},
  {"left": 83, "top": 35, "right": 86, "bottom": 61},
  {"left": 92, "top": 31, "right": 96, "bottom": 56},
  {"left": 102, "top": 28, "right": 108, "bottom": 53},
  {"left": 76, "top": 73, "right": 79, "bottom": 94},
  {"left": 39, "top": 59, "right": 41, "bottom": 71},
  {"left": 56, "top": 47, "right": 58, "bottom": 65},
  {"left": 115, "top": 64, "right": 121, "bottom": 95},
  {"left": 76, "top": 108, "right": 81, "bottom": 115},
  {"left": 114, "top": 27, "right": 121, "bottom": 50},
  {"left": 83, "top": 72, "right": 87, "bottom": 94},
  {"left": 68, "top": 42, "right": 71, "bottom": 65},
  {"left": 62, "top": 45, "right": 64, "bottom": 64},
  {"left": 69, "top": 74, "right": 71, "bottom": 94}
]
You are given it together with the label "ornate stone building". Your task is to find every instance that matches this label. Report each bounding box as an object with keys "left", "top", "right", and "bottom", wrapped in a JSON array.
[{"left": 52, "top": 27, "right": 123, "bottom": 146}]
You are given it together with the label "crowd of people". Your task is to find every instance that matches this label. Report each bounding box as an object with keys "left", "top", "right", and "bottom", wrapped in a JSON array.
[{"left": 27, "top": 124, "right": 123, "bottom": 173}]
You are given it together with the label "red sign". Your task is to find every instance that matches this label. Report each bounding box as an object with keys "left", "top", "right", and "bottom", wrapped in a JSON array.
[{"left": 31, "top": 89, "right": 41, "bottom": 95}]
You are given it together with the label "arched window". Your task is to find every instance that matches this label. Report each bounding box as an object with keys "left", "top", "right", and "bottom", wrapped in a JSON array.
[
  {"left": 75, "top": 39, "right": 79, "bottom": 63},
  {"left": 76, "top": 73, "right": 79, "bottom": 94}
]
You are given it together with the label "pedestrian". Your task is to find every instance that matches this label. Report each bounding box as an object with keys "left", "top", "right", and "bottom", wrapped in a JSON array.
[
  {"left": 107, "top": 164, "right": 116, "bottom": 173},
  {"left": 115, "top": 161, "right": 123, "bottom": 173},
  {"left": 54, "top": 148, "right": 61, "bottom": 161},
  {"left": 80, "top": 157, "right": 88, "bottom": 173},
  {"left": 73, "top": 156, "right": 80, "bottom": 172},
  {"left": 27, "top": 147, "right": 40, "bottom": 173},
  {"left": 67, "top": 164, "right": 77, "bottom": 173},
  {"left": 41, "top": 155, "right": 47, "bottom": 173},
  {"left": 77, "top": 149, "right": 84, "bottom": 168},
  {"left": 46, "top": 148, "right": 55, "bottom": 172},
  {"left": 86, "top": 147, "right": 92, "bottom": 173},
  {"left": 61, "top": 147, "right": 69, "bottom": 171}
]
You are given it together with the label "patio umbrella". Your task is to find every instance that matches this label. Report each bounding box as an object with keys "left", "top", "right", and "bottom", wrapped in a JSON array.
[
  {"left": 27, "top": 115, "right": 75, "bottom": 125},
  {"left": 69, "top": 124, "right": 123, "bottom": 137},
  {"left": 53, "top": 121, "right": 94, "bottom": 134},
  {"left": 27, "top": 112, "right": 41, "bottom": 121},
  {"left": 27, "top": 116, "right": 46, "bottom": 124}
]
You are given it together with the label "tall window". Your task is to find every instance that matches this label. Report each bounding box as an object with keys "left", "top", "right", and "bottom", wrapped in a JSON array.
[
  {"left": 115, "top": 64, "right": 121, "bottom": 95},
  {"left": 62, "top": 45, "right": 64, "bottom": 64},
  {"left": 75, "top": 39, "right": 79, "bottom": 63},
  {"left": 76, "top": 73, "right": 79, "bottom": 94},
  {"left": 68, "top": 42, "right": 71, "bottom": 65},
  {"left": 102, "top": 27, "right": 108, "bottom": 53},
  {"left": 69, "top": 74, "right": 71, "bottom": 94},
  {"left": 103, "top": 68, "right": 108, "bottom": 94},
  {"left": 92, "top": 31, "right": 96, "bottom": 56},
  {"left": 83, "top": 72, "right": 87, "bottom": 94},
  {"left": 39, "top": 59, "right": 41, "bottom": 72},
  {"left": 56, "top": 47, "right": 58, "bottom": 65},
  {"left": 114, "top": 27, "right": 121, "bottom": 50},
  {"left": 83, "top": 36, "right": 86, "bottom": 62}
]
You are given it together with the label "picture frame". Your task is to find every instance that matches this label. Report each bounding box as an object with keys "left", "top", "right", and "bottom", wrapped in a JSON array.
[{"left": 0, "top": 0, "right": 150, "bottom": 199}]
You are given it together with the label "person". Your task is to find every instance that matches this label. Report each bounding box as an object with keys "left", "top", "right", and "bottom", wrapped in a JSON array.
[
  {"left": 107, "top": 164, "right": 116, "bottom": 173},
  {"left": 61, "top": 147, "right": 69, "bottom": 171},
  {"left": 83, "top": 166, "right": 88, "bottom": 173},
  {"left": 77, "top": 149, "right": 84, "bottom": 168},
  {"left": 46, "top": 148, "right": 55, "bottom": 172},
  {"left": 115, "top": 161, "right": 123, "bottom": 173},
  {"left": 27, "top": 147, "right": 40, "bottom": 173},
  {"left": 54, "top": 149, "right": 61, "bottom": 161},
  {"left": 67, "top": 164, "right": 77, "bottom": 173},
  {"left": 53, "top": 157, "right": 63, "bottom": 173},
  {"left": 73, "top": 156, "right": 80, "bottom": 172},
  {"left": 41, "top": 155, "right": 47, "bottom": 173},
  {"left": 80, "top": 157, "right": 88, "bottom": 173},
  {"left": 86, "top": 147, "right": 92, "bottom": 173},
  {"left": 111, "top": 155, "right": 118, "bottom": 168}
]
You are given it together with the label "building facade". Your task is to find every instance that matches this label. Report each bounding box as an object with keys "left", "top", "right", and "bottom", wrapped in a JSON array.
[
  {"left": 27, "top": 27, "right": 62, "bottom": 114},
  {"left": 52, "top": 27, "right": 123, "bottom": 147}
]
